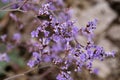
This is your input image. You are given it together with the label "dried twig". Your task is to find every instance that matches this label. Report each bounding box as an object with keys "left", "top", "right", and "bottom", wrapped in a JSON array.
[
  {"left": 4, "top": 67, "right": 37, "bottom": 80},
  {"left": 4, "top": 64, "right": 53, "bottom": 80}
]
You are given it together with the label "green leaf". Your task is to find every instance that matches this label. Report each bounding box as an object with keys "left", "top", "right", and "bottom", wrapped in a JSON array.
[
  {"left": 0, "top": 2, "right": 8, "bottom": 19},
  {"left": 0, "top": 11, "right": 7, "bottom": 19},
  {"left": 8, "top": 49, "right": 25, "bottom": 67},
  {"left": 0, "top": 43, "right": 6, "bottom": 53},
  {"left": 0, "top": 62, "right": 8, "bottom": 73}
]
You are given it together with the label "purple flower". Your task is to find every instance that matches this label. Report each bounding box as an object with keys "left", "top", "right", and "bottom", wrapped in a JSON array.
[
  {"left": 9, "top": 13, "right": 18, "bottom": 21},
  {"left": 27, "top": 60, "right": 35, "bottom": 68},
  {"left": 72, "top": 27, "right": 79, "bottom": 35},
  {"left": 13, "top": 33, "right": 21, "bottom": 41},
  {"left": 86, "top": 61, "right": 93, "bottom": 69},
  {"left": 80, "top": 19, "right": 97, "bottom": 42},
  {"left": 56, "top": 71, "right": 73, "bottom": 80},
  {"left": 92, "top": 68, "right": 99, "bottom": 74},
  {"left": 0, "top": 53, "right": 9, "bottom": 62},
  {"left": 44, "top": 31, "right": 49, "bottom": 37},
  {"left": 80, "top": 53, "right": 87, "bottom": 62},
  {"left": 27, "top": 52, "right": 41, "bottom": 68},
  {"left": 31, "top": 30, "right": 39, "bottom": 38},
  {"left": 0, "top": 34, "right": 7, "bottom": 42},
  {"left": 43, "top": 55, "right": 51, "bottom": 62},
  {"left": 39, "top": 3, "right": 51, "bottom": 15},
  {"left": 0, "top": 1, "right": 115, "bottom": 80},
  {"left": 32, "top": 52, "right": 41, "bottom": 59},
  {"left": 105, "top": 51, "right": 116, "bottom": 57},
  {"left": 24, "top": 0, "right": 116, "bottom": 79},
  {"left": 88, "top": 19, "right": 97, "bottom": 28}
]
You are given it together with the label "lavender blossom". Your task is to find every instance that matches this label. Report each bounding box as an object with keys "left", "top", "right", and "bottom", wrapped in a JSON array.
[
  {"left": 27, "top": 1, "right": 115, "bottom": 79},
  {"left": 0, "top": 53, "right": 9, "bottom": 62},
  {"left": 27, "top": 60, "right": 35, "bottom": 68},
  {"left": 31, "top": 30, "right": 39, "bottom": 38},
  {"left": 1, "top": 0, "right": 115, "bottom": 79},
  {"left": 13, "top": 33, "right": 21, "bottom": 43},
  {"left": 0, "top": 34, "right": 7, "bottom": 42},
  {"left": 56, "top": 71, "right": 73, "bottom": 80},
  {"left": 80, "top": 19, "right": 97, "bottom": 42},
  {"left": 27, "top": 52, "right": 41, "bottom": 68}
]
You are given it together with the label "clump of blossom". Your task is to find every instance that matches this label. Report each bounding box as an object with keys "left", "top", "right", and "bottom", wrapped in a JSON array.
[
  {"left": 1, "top": 0, "right": 116, "bottom": 80},
  {"left": 25, "top": 0, "right": 115, "bottom": 80}
]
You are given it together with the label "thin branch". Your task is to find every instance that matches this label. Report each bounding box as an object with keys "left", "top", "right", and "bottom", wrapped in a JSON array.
[
  {"left": 40, "top": 66, "right": 55, "bottom": 78},
  {"left": 0, "top": 9, "right": 26, "bottom": 12},
  {"left": 4, "top": 67, "right": 37, "bottom": 80},
  {"left": 18, "top": 0, "right": 29, "bottom": 10},
  {"left": 49, "top": 10, "right": 58, "bottom": 19},
  {"left": 4, "top": 64, "right": 52, "bottom": 80},
  {"left": 0, "top": 0, "right": 34, "bottom": 12},
  {"left": 0, "top": 1, "right": 22, "bottom": 10},
  {"left": 74, "top": 36, "right": 84, "bottom": 48}
]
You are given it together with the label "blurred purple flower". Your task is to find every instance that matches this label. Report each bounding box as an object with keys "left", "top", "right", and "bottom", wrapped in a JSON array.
[
  {"left": 27, "top": 60, "right": 35, "bottom": 68},
  {"left": 0, "top": 53, "right": 9, "bottom": 62},
  {"left": 31, "top": 30, "right": 39, "bottom": 38},
  {"left": 13, "top": 33, "right": 21, "bottom": 42},
  {"left": 27, "top": 52, "right": 41, "bottom": 68},
  {"left": 0, "top": 34, "right": 7, "bottom": 42}
]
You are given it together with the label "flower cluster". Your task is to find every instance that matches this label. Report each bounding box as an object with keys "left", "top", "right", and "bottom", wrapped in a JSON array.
[
  {"left": 26, "top": 0, "right": 115, "bottom": 80},
  {"left": 0, "top": 0, "right": 116, "bottom": 80}
]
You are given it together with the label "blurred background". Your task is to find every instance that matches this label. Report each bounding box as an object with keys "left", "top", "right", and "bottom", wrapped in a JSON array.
[{"left": 0, "top": 0, "right": 120, "bottom": 80}]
